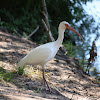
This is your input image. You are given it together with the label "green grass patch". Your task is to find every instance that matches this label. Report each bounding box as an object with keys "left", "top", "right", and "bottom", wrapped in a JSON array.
[
  {"left": 17, "top": 66, "right": 25, "bottom": 75},
  {"left": 0, "top": 67, "right": 14, "bottom": 82}
]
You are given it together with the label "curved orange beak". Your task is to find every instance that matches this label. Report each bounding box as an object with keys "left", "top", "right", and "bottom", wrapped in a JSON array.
[{"left": 66, "top": 24, "right": 85, "bottom": 43}]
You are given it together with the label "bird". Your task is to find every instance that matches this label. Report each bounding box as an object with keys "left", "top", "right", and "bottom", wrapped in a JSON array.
[{"left": 18, "top": 21, "right": 84, "bottom": 93}]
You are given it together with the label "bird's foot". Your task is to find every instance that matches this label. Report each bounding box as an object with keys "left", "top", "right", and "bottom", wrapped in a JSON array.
[
  {"left": 46, "top": 88, "right": 55, "bottom": 94},
  {"left": 44, "top": 81, "right": 55, "bottom": 94}
]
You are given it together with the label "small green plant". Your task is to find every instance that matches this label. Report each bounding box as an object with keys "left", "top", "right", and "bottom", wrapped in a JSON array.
[
  {"left": 0, "top": 67, "right": 13, "bottom": 82},
  {"left": 17, "top": 66, "right": 25, "bottom": 75}
]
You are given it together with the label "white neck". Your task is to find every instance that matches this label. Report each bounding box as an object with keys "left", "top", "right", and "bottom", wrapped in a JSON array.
[{"left": 55, "top": 27, "right": 65, "bottom": 47}]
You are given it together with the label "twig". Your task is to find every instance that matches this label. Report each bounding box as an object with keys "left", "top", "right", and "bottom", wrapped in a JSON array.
[
  {"left": 14, "top": 29, "right": 22, "bottom": 37},
  {"left": 41, "top": 0, "right": 55, "bottom": 42},
  {"left": 41, "top": 19, "right": 48, "bottom": 31},
  {"left": 25, "top": 26, "right": 39, "bottom": 40},
  {"left": 42, "top": 11, "right": 50, "bottom": 30}
]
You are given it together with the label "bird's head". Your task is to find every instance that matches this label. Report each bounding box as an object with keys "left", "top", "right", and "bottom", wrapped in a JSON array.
[{"left": 59, "top": 21, "right": 84, "bottom": 43}]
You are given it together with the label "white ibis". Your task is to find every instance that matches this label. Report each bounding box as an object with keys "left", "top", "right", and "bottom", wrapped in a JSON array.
[{"left": 18, "top": 21, "right": 84, "bottom": 93}]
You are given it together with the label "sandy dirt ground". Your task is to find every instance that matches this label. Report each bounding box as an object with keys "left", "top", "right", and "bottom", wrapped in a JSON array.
[{"left": 0, "top": 32, "right": 100, "bottom": 100}]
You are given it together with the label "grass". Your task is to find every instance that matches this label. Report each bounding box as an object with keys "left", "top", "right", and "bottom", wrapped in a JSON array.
[
  {"left": 23, "top": 65, "right": 50, "bottom": 80},
  {"left": 0, "top": 65, "right": 50, "bottom": 93},
  {"left": 17, "top": 66, "right": 25, "bottom": 75},
  {"left": 0, "top": 67, "right": 14, "bottom": 82}
]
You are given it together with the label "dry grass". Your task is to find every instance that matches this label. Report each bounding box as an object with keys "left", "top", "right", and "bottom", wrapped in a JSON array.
[{"left": 23, "top": 65, "right": 50, "bottom": 81}]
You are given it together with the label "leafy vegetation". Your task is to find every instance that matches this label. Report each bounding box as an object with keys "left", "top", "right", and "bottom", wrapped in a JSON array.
[
  {"left": 64, "top": 42, "right": 75, "bottom": 57},
  {"left": 0, "top": 67, "right": 14, "bottom": 82},
  {"left": 0, "top": 0, "right": 94, "bottom": 42},
  {"left": 17, "top": 66, "right": 25, "bottom": 75}
]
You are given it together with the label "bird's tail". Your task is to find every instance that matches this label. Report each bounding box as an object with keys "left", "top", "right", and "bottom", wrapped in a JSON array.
[{"left": 17, "top": 58, "right": 26, "bottom": 68}]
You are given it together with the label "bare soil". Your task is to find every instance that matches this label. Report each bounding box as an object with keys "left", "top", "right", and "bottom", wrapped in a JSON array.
[{"left": 0, "top": 32, "right": 100, "bottom": 100}]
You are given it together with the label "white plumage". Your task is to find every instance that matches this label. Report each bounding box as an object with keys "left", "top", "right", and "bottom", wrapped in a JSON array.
[
  {"left": 18, "top": 21, "right": 84, "bottom": 93},
  {"left": 18, "top": 42, "right": 58, "bottom": 67}
]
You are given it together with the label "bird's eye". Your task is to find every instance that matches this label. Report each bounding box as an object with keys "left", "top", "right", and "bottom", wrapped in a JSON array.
[{"left": 65, "top": 24, "right": 69, "bottom": 28}]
